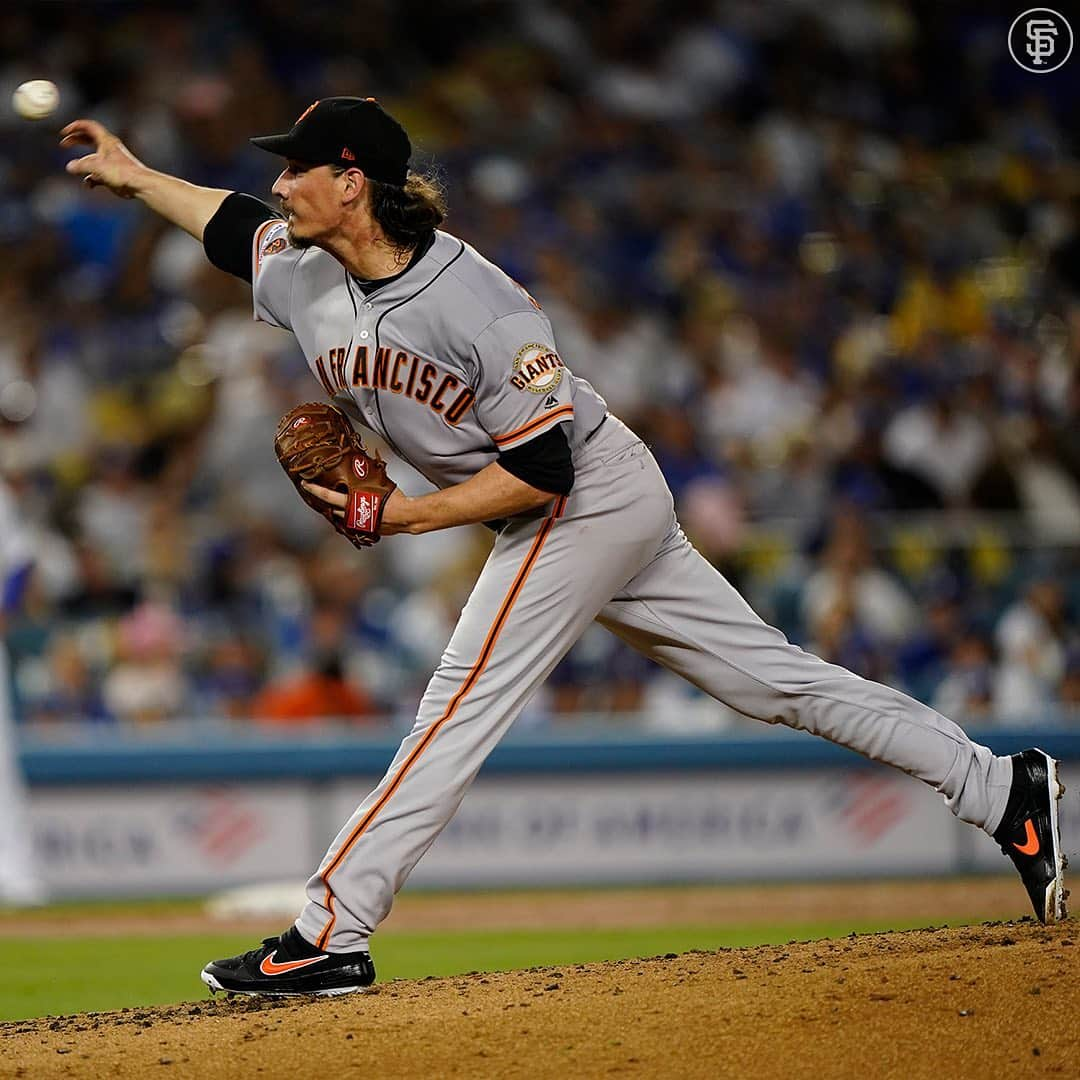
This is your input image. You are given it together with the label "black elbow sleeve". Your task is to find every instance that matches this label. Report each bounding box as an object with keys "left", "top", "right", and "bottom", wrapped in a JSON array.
[
  {"left": 203, "top": 193, "right": 282, "bottom": 282},
  {"left": 497, "top": 423, "right": 575, "bottom": 496}
]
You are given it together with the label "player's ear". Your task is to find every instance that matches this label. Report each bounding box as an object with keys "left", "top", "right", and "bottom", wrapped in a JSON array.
[{"left": 339, "top": 168, "right": 367, "bottom": 206}]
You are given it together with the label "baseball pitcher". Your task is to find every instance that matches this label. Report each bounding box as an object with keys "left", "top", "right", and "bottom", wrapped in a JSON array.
[{"left": 60, "top": 98, "right": 1066, "bottom": 998}]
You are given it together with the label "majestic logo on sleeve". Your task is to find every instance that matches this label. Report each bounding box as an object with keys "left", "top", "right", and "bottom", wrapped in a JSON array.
[{"left": 510, "top": 343, "right": 565, "bottom": 394}]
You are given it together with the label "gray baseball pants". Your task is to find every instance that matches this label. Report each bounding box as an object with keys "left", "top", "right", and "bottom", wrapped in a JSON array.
[{"left": 297, "top": 417, "right": 1013, "bottom": 952}]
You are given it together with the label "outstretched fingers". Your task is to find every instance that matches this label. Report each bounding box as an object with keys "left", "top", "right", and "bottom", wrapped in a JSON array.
[
  {"left": 58, "top": 118, "right": 108, "bottom": 149},
  {"left": 60, "top": 120, "right": 107, "bottom": 185}
]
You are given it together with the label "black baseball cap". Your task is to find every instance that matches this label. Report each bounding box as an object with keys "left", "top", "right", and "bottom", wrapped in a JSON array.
[{"left": 250, "top": 97, "right": 411, "bottom": 186}]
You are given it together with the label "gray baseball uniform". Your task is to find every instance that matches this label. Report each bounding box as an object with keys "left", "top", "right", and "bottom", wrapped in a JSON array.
[{"left": 251, "top": 222, "right": 1013, "bottom": 953}]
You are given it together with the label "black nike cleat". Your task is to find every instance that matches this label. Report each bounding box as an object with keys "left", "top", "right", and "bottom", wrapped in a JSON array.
[
  {"left": 200, "top": 926, "right": 375, "bottom": 997},
  {"left": 993, "top": 748, "right": 1068, "bottom": 924}
]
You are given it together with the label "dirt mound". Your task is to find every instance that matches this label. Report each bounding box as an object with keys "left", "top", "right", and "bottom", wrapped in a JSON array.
[{"left": 3, "top": 920, "right": 1076, "bottom": 1079}]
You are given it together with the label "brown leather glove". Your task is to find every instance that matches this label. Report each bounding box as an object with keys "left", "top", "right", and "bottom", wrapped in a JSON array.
[{"left": 274, "top": 402, "right": 397, "bottom": 548}]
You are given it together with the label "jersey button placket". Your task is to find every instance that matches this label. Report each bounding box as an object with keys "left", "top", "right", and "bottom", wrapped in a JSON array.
[
  {"left": 354, "top": 306, "right": 375, "bottom": 373},
  {"left": 357, "top": 301, "right": 373, "bottom": 339},
  {"left": 352, "top": 303, "right": 375, "bottom": 365}
]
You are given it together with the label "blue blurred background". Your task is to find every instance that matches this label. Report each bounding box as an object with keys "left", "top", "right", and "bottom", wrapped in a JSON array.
[{"left": 1, "top": 0, "right": 1078, "bottom": 738}]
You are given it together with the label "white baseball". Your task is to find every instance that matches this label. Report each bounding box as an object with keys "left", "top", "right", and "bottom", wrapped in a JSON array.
[{"left": 13, "top": 80, "right": 60, "bottom": 121}]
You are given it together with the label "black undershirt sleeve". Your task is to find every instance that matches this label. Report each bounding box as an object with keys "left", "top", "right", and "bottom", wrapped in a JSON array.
[
  {"left": 496, "top": 423, "right": 574, "bottom": 496},
  {"left": 203, "top": 192, "right": 282, "bottom": 282}
]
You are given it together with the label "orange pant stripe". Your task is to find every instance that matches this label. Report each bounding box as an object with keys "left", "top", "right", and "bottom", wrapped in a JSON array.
[{"left": 314, "top": 495, "right": 567, "bottom": 949}]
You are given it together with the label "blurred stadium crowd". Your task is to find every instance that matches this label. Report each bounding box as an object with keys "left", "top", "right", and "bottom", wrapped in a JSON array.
[{"left": 0, "top": 0, "right": 1078, "bottom": 732}]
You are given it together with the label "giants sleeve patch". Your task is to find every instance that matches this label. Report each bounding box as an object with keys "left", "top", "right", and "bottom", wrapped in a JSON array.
[
  {"left": 253, "top": 220, "right": 290, "bottom": 279},
  {"left": 509, "top": 343, "right": 565, "bottom": 394}
]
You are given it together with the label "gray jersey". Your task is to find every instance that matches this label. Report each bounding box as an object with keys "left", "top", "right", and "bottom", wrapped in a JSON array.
[{"left": 251, "top": 224, "right": 607, "bottom": 489}]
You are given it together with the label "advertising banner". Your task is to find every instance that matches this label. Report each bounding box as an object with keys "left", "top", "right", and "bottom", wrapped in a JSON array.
[
  {"left": 331, "top": 769, "right": 955, "bottom": 887},
  {"left": 28, "top": 761, "right": 1077, "bottom": 896},
  {"left": 30, "top": 783, "right": 313, "bottom": 895}
]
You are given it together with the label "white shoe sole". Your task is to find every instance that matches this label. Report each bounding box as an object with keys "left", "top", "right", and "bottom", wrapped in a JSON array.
[
  {"left": 1038, "top": 749, "right": 1068, "bottom": 924},
  {"left": 201, "top": 969, "right": 371, "bottom": 998}
]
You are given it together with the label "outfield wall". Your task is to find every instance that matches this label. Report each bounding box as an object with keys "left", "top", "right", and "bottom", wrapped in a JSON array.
[{"left": 19, "top": 729, "right": 1080, "bottom": 898}]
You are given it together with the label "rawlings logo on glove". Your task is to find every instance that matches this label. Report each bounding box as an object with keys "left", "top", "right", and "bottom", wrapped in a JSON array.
[
  {"left": 274, "top": 401, "right": 397, "bottom": 548},
  {"left": 348, "top": 491, "right": 379, "bottom": 530}
]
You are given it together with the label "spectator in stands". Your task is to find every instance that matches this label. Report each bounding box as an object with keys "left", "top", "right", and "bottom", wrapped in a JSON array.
[
  {"left": 58, "top": 541, "right": 139, "bottom": 621},
  {"left": 802, "top": 508, "right": 918, "bottom": 661},
  {"left": 932, "top": 631, "right": 996, "bottom": 723},
  {"left": 75, "top": 445, "right": 150, "bottom": 586},
  {"left": 250, "top": 652, "right": 377, "bottom": 727},
  {"left": 191, "top": 637, "right": 263, "bottom": 721},
  {"left": 882, "top": 382, "right": 993, "bottom": 509},
  {"left": 994, "top": 578, "right": 1071, "bottom": 720},
  {"left": 1007, "top": 410, "right": 1080, "bottom": 542},
  {"left": 896, "top": 583, "right": 965, "bottom": 704},
  {"left": 102, "top": 601, "right": 188, "bottom": 724},
  {"left": 27, "top": 633, "right": 111, "bottom": 725}
]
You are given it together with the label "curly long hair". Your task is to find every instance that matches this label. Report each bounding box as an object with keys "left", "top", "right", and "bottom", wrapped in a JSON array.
[
  {"left": 368, "top": 172, "right": 447, "bottom": 254},
  {"left": 329, "top": 165, "right": 447, "bottom": 256}
]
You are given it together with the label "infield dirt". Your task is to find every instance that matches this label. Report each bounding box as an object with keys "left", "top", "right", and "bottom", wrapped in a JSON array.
[{"left": 3, "top": 917, "right": 1077, "bottom": 1079}]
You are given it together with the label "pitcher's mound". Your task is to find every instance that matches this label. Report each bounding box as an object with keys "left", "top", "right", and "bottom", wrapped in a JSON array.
[{"left": 2, "top": 920, "right": 1076, "bottom": 1079}]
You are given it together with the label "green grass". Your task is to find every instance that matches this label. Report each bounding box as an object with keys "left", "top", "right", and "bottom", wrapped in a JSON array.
[{"left": 0, "top": 917, "right": 975, "bottom": 1022}]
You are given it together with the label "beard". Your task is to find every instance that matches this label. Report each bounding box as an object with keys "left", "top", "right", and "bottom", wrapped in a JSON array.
[{"left": 285, "top": 218, "right": 314, "bottom": 250}]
